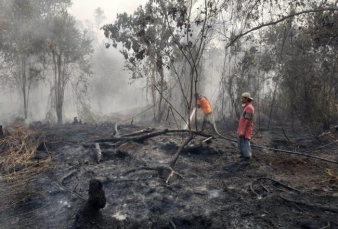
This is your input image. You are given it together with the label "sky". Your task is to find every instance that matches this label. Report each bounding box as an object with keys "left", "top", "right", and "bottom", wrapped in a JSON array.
[{"left": 68, "top": 0, "right": 148, "bottom": 23}]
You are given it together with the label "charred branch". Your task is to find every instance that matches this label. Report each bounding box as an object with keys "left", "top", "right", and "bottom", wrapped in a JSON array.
[
  {"left": 257, "top": 177, "right": 302, "bottom": 193},
  {"left": 120, "top": 165, "right": 184, "bottom": 183},
  {"left": 226, "top": 8, "right": 338, "bottom": 49},
  {"left": 170, "top": 134, "right": 194, "bottom": 169},
  {"left": 113, "top": 122, "right": 119, "bottom": 136},
  {"left": 167, "top": 129, "right": 212, "bottom": 138},
  {"left": 94, "top": 143, "right": 102, "bottom": 163},
  {"left": 82, "top": 142, "right": 121, "bottom": 149},
  {"left": 251, "top": 144, "right": 338, "bottom": 165},
  {"left": 280, "top": 195, "right": 338, "bottom": 213},
  {"left": 95, "top": 129, "right": 169, "bottom": 143},
  {"left": 119, "top": 127, "right": 155, "bottom": 137}
]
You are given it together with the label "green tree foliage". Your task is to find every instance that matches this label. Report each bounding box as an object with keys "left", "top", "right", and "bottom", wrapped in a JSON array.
[
  {"left": 102, "top": 1, "right": 180, "bottom": 122},
  {"left": 103, "top": 0, "right": 219, "bottom": 125}
]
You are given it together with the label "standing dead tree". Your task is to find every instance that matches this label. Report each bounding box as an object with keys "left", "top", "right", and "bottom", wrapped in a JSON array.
[{"left": 102, "top": 0, "right": 219, "bottom": 182}]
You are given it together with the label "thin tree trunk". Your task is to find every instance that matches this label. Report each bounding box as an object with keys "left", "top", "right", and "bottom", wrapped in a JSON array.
[
  {"left": 156, "top": 63, "right": 165, "bottom": 123},
  {"left": 21, "top": 57, "right": 28, "bottom": 119},
  {"left": 150, "top": 65, "right": 157, "bottom": 122}
]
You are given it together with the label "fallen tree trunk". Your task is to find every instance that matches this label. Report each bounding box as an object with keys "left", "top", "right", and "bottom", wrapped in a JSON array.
[{"left": 94, "top": 129, "right": 169, "bottom": 143}]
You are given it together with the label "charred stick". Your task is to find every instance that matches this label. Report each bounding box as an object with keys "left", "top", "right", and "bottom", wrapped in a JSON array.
[
  {"left": 60, "top": 170, "right": 77, "bottom": 185},
  {"left": 119, "top": 127, "right": 155, "bottom": 137},
  {"left": 165, "top": 169, "right": 184, "bottom": 184},
  {"left": 201, "top": 136, "right": 213, "bottom": 143},
  {"left": 169, "top": 134, "right": 194, "bottom": 168},
  {"left": 304, "top": 140, "right": 338, "bottom": 153},
  {"left": 261, "top": 184, "right": 269, "bottom": 193},
  {"left": 121, "top": 166, "right": 169, "bottom": 177},
  {"left": 120, "top": 165, "right": 184, "bottom": 184},
  {"left": 97, "top": 142, "right": 122, "bottom": 148},
  {"left": 132, "top": 129, "right": 169, "bottom": 141},
  {"left": 289, "top": 201, "right": 307, "bottom": 213},
  {"left": 94, "top": 137, "right": 120, "bottom": 143},
  {"left": 169, "top": 220, "right": 177, "bottom": 229},
  {"left": 94, "top": 129, "right": 168, "bottom": 143},
  {"left": 113, "top": 122, "right": 119, "bottom": 136},
  {"left": 319, "top": 222, "right": 330, "bottom": 229},
  {"left": 250, "top": 182, "right": 260, "bottom": 198},
  {"left": 53, "top": 172, "right": 85, "bottom": 201},
  {"left": 280, "top": 195, "right": 338, "bottom": 213},
  {"left": 167, "top": 129, "right": 212, "bottom": 138},
  {"left": 218, "top": 134, "right": 338, "bottom": 164},
  {"left": 73, "top": 183, "right": 79, "bottom": 192},
  {"left": 94, "top": 143, "right": 102, "bottom": 163},
  {"left": 257, "top": 177, "right": 302, "bottom": 193},
  {"left": 251, "top": 144, "right": 338, "bottom": 164}
]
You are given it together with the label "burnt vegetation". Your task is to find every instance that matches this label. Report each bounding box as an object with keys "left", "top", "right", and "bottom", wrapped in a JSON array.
[{"left": 1, "top": 0, "right": 338, "bottom": 229}]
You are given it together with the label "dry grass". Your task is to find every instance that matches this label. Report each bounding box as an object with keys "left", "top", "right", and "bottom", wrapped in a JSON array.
[{"left": 0, "top": 123, "right": 53, "bottom": 211}]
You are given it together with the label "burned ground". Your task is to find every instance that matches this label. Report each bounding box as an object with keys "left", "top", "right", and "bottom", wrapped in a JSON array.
[{"left": 0, "top": 123, "right": 338, "bottom": 229}]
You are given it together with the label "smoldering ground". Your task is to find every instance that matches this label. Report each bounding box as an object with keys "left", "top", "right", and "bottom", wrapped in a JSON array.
[{"left": 0, "top": 122, "right": 337, "bottom": 229}]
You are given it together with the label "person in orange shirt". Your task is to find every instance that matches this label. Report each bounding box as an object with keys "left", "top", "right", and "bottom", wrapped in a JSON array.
[
  {"left": 237, "top": 92, "right": 254, "bottom": 159},
  {"left": 195, "top": 93, "right": 217, "bottom": 133}
]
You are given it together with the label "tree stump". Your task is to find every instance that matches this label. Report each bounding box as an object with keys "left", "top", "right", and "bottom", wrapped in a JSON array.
[{"left": 73, "top": 179, "right": 107, "bottom": 229}]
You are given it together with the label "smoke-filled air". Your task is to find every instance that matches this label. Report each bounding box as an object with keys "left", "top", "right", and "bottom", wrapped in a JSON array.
[{"left": 1, "top": 0, "right": 338, "bottom": 229}]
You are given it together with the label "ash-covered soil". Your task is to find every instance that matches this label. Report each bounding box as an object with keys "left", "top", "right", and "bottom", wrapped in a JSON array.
[{"left": 1, "top": 122, "right": 338, "bottom": 229}]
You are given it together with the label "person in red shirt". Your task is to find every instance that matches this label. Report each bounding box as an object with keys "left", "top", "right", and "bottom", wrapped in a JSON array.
[
  {"left": 195, "top": 93, "right": 217, "bottom": 133},
  {"left": 237, "top": 92, "right": 254, "bottom": 159}
]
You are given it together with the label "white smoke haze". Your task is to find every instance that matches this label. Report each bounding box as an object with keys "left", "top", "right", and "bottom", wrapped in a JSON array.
[
  {"left": 0, "top": 0, "right": 150, "bottom": 126},
  {"left": 0, "top": 0, "right": 226, "bottom": 127},
  {"left": 69, "top": 0, "right": 151, "bottom": 124},
  {"left": 0, "top": 0, "right": 326, "bottom": 128}
]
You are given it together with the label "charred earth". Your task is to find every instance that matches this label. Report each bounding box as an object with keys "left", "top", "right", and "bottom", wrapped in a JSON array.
[{"left": 0, "top": 122, "right": 338, "bottom": 229}]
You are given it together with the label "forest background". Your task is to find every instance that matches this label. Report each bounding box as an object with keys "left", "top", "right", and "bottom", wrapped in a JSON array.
[{"left": 1, "top": 0, "right": 338, "bottom": 133}]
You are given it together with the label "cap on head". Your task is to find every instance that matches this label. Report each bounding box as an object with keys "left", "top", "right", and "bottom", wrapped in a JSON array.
[{"left": 241, "top": 92, "right": 253, "bottom": 101}]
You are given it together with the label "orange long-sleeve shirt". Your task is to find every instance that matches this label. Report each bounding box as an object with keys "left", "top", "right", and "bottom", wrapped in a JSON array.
[{"left": 197, "top": 96, "right": 212, "bottom": 114}]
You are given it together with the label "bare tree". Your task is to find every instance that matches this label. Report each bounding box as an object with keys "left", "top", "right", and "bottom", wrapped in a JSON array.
[
  {"left": 0, "top": 0, "right": 71, "bottom": 120},
  {"left": 46, "top": 12, "right": 93, "bottom": 124}
]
